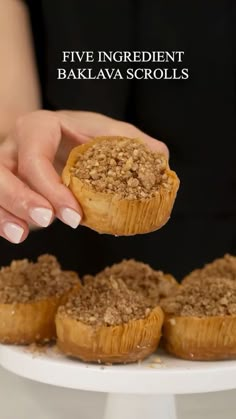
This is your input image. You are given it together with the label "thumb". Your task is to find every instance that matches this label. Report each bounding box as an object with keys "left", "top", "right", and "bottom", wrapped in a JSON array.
[
  {"left": 58, "top": 111, "right": 169, "bottom": 159},
  {"left": 128, "top": 127, "right": 169, "bottom": 160},
  {"left": 109, "top": 122, "right": 169, "bottom": 160}
]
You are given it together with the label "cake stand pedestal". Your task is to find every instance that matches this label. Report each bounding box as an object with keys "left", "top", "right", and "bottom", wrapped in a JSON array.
[
  {"left": 1, "top": 345, "right": 236, "bottom": 419},
  {"left": 103, "top": 394, "right": 176, "bottom": 419}
]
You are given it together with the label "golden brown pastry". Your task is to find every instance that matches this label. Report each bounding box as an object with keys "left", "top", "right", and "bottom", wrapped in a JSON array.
[
  {"left": 62, "top": 136, "right": 180, "bottom": 235},
  {"left": 0, "top": 255, "right": 80, "bottom": 344},
  {"left": 161, "top": 276, "right": 236, "bottom": 360},
  {"left": 84, "top": 259, "right": 178, "bottom": 307},
  {"left": 56, "top": 276, "right": 164, "bottom": 364}
]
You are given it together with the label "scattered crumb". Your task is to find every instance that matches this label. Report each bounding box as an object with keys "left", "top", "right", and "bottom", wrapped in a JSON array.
[
  {"left": 148, "top": 362, "right": 166, "bottom": 369},
  {"left": 26, "top": 342, "right": 52, "bottom": 356},
  {"left": 51, "top": 344, "right": 62, "bottom": 356},
  {"left": 25, "top": 342, "right": 63, "bottom": 358},
  {"left": 152, "top": 357, "right": 163, "bottom": 364}
]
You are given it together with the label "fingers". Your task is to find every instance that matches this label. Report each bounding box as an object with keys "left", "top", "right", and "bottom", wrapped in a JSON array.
[
  {"left": 0, "top": 138, "right": 18, "bottom": 172},
  {"left": 0, "top": 206, "right": 28, "bottom": 244},
  {"left": 1, "top": 108, "right": 168, "bottom": 247},
  {"left": 110, "top": 121, "right": 169, "bottom": 159},
  {"left": 0, "top": 163, "right": 54, "bottom": 228},
  {"left": 139, "top": 135, "right": 169, "bottom": 159},
  {"left": 111, "top": 121, "right": 169, "bottom": 159},
  {"left": 16, "top": 111, "right": 82, "bottom": 228},
  {"left": 19, "top": 155, "right": 81, "bottom": 228},
  {"left": 124, "top": 125, "right": 169, "bottom": 159}
]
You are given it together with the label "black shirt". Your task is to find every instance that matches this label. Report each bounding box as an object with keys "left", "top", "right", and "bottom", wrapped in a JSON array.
[{"left": 0, "top": 0, "right": 235, "bottom": 279}]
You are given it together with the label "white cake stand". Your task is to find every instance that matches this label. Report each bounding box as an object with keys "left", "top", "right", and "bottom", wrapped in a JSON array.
[{"left": 1, "top": 345, "right": 236, "bottom": 419}]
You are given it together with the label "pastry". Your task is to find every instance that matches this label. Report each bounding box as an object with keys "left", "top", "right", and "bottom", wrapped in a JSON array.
[
  {"left": 62, "top": 136, "right": 180, "bottom": 235},
  {"left": 161, "top": 276, "right": 236, "bottom": 360},
  {"left": 56, "top": 276, "right": 164, "bottom": 364},
  {"left": 0, "top": 255, "right": 80, "bottom": 344},
  {"left": 84, "top": 259, "right": 178, "bottom": 307}
]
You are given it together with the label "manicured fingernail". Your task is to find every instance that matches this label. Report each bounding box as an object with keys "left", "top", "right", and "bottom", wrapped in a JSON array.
[
  {"left": 3, "top": 222, "right": 24, "bottom": 244},
  {"left": 29, "top": 207, "right": 53, "bottom": 227},
  {"left": 60, "top": 207, "right": 81, "bottom": 229}
]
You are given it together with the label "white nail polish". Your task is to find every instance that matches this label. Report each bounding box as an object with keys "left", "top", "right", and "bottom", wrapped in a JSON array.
[
  {"left": 60, "top": 207, "right": 81, "bottom": 229},
  {"left": 3, "top": 223, "right": 24, "bottom": 244},
  {"left": 29, "top": 207, "right": 53, "bottom": 227}
]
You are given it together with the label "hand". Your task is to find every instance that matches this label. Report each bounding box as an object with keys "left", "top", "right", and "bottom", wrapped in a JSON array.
[{"left": 0, "top": 110, "right": 168, "bottom": 243}]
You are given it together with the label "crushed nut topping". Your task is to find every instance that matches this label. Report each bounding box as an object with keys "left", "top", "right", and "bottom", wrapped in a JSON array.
[
  {"left": 183, "top": 254, "right": 236, "bottom": 283},
  {"left": 71, "top": 138, "right": 172, "bottom": 199},
  {"left": 59, "top": 276, "right": 152, "bottom": 326},
  {"left": 161, "top": 277, "right": 236, "bottom": 317},
  {"left": 84, "top": 259, "right": 177, "bottom": 307},
  {"left": 0, "top": 255, "right": 79, "bottom": 304}
]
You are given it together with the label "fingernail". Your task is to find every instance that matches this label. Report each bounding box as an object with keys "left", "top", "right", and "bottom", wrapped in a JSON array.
[
  {"left": 60, "top": 207, "right": 81, "bottom": 229},
  {"left": 3, "top": 222, "right": 24, "bottom": 244},
  {"left": 29, "top": 207, "right": 53, "bottom": 227}
]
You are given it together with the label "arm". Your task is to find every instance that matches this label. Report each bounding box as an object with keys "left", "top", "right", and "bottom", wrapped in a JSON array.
[{"left": 0, "top": 0, "right": 41, "bottom": 140}]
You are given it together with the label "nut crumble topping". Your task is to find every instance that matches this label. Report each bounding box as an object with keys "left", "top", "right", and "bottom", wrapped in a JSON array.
[
  {"left": 71, "top": 138, "right": 172, "bottom": 199},
  {"left": 183, "top": 254, "right": 236, "bottom": 283},
  {"left": 84, "top": 259, "right": 177, "bottom": 307},
  {"left": 59, "top": 276, "right": 152, "bottom": 326},
  {"left": 161, "top": 277, "right": 236, "bottom": 317},
  {"left": 0, "top": 255, "right": 79, "bottom": 304}
]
